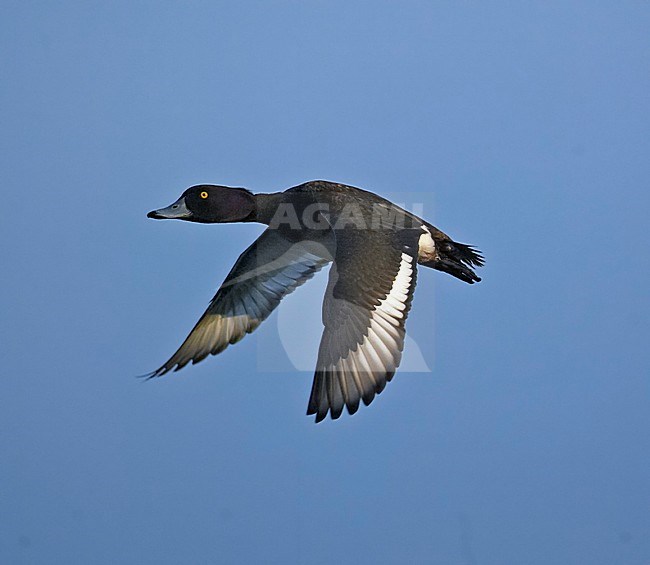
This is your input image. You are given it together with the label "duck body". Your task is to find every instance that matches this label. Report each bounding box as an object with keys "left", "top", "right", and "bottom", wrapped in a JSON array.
[
  {"left": 261, "top": 181, "right": 483, "bottom": 283},
  {"left": 147, "top": 180, "right": 484, "bottom": 422}
]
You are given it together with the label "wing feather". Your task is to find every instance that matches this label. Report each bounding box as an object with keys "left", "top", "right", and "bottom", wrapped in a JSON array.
[
  {"left": 307, "top": 228, "right": 420, "bottom": 422},
  {"left": 147, "top": 229, "right": 332, "bottom": 377}
]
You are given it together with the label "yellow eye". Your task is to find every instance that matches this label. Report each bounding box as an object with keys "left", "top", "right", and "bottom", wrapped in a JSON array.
[{"left": 200, "top": 191, "right": 209, "bottom": 199}]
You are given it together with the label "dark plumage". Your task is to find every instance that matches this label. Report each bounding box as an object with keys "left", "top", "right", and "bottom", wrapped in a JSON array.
[{"left": 146, "top": 180, "right": 484, "bottom": 422}]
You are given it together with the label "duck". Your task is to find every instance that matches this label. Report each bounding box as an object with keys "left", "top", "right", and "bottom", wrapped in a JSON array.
[{"left": 146, "top": 180, "right": 484, "bottom": 422}]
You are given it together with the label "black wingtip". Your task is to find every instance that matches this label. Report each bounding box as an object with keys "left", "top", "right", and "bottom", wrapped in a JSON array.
[
  {"left": 136, "top": 370, "right": 162, "bottom": 381},
  {"left": 136, "top": 363, "right": 177, "bottom": 380},
  {"left": 314, "top": 411, "right": 328, "bottom": 424},
  {"left": 307, "top": 404, "right": 331, "bottom": 423},
  {"left": 309, "top": 399, "right": 365, "bottom": 423},
  {"left": 346, "top": 402, "right": 360, "bottom": 416}
]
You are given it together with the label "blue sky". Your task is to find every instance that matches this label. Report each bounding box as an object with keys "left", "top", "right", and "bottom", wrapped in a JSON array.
[{"left": 2, "top": 2, "right": 649, "bottom": 564}]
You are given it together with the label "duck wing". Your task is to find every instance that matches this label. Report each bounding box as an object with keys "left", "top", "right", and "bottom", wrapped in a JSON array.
[
  {"left": 147, "top": 228, "right": 332, "bottom": 377},
  {"left": 307, "top": 228, "right": 420, "bottom": 422}
]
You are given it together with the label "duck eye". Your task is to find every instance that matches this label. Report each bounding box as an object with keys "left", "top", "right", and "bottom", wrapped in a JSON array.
[{"left": 200, "top": 191, "right": 209, "bottom": 199}]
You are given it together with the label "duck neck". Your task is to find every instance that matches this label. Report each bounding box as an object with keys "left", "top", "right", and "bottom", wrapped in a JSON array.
[{"left": 252, "top": 192, "right": 283, "bottom": 225}]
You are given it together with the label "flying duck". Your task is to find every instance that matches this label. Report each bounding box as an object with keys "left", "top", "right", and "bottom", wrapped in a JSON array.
[{"left": 146, "top": 180, "right": 484, "bottom": 422}]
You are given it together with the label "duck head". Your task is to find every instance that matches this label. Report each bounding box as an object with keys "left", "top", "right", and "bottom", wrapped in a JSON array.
[{"left": 147, "top": 185, "right": 256, "bottom": 223}]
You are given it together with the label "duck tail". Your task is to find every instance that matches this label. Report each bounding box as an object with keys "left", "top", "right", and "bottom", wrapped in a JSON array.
[{"left": 427, "top": 240, "right": 485, "bottom": 284}]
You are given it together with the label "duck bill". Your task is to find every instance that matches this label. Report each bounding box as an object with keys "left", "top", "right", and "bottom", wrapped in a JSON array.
[{"left": 147, "top": 197, "right": 193, "bottom": 220}]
